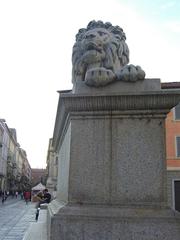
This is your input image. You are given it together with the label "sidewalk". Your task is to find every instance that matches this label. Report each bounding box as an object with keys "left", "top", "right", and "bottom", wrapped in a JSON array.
[
  {"left": 22, "top": 207, "right": 47, "bottom": 240},
  {"left": 0, "top": 196, "right": 20, "bottom": 207},
  {"left": 0, "top": 200, "right": 38, "bottom": 240}
]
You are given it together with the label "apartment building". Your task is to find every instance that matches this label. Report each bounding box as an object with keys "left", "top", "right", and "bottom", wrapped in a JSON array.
[
  {"left": 0, "top": 119, "right": 9, "bottom": 192},
  {"left": 162, "top": 82, "right": 180, "bottom": 211},
  {"left": 0, "top": 119, "right": 31, "bottom": 192}
]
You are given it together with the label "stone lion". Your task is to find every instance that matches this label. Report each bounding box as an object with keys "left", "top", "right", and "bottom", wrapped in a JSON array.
[{"left": 72, "top": 20, "right": 145, "bottom": 87}]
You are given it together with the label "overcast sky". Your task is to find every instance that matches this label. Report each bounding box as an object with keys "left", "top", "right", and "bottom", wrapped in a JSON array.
[{"left": 0, "top": 0, "right": 180, "bottom": 168}]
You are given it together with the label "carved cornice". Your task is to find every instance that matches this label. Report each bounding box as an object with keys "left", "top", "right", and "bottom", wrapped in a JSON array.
[{"left": 52, "top": 91, "right": 180, "bottom": 151}]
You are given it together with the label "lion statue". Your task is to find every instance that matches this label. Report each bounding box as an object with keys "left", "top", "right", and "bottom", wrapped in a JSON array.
[{"left": 72, "top": 20, "right": 145, "bottom": 87}]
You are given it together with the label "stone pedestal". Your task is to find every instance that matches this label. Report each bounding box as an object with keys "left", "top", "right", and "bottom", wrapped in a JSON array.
[{"left": 48, "top": 79, "right": 180, "bottom": 240}]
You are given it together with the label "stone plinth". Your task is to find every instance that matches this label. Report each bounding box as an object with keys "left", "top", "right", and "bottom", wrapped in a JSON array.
[
  {"left": 72, "top": 78, "right": 161, "bottom": 94},
  {"left": 48, "top": 201, "right": 180, "bottom": 240},
  {"left": 48, "top": 79, "right": 180, "bottom": 240}
]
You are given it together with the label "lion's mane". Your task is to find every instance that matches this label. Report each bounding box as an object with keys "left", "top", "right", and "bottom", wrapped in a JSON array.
[{"left": 72, "top": 20, "right": 129, "bottom": 84}]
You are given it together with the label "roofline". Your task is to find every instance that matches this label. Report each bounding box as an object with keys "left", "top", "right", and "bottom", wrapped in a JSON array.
[{"left": 161, "top": 82, "right": 180, "bottom": 89}]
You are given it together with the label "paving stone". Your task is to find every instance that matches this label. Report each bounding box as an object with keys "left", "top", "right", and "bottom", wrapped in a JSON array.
[{"left": 0, "top": 198, "right": 39, "bottom": 240}]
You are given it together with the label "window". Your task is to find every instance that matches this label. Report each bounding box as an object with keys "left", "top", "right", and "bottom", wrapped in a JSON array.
[
  {"left": 174, "top": 180, "right": 180, "bottom": 212},
  {"left": 174, "top": 103, "right": 180, "bottom": 120},
  {"left": 176, "top": 136, "right": 180, "bottom": 157}
]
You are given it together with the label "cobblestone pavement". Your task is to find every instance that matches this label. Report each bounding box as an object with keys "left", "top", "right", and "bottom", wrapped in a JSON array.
[{"left": 0, "top": 198, "right": 38, "bottom": 240}]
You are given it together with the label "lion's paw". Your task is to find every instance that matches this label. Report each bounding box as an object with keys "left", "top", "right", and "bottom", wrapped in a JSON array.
[
  {"left": 85, "top": 67, "right": 116, "bottom": 87},
  {"left": 116, "top": 64, "right": 145, "bottom": 82}
]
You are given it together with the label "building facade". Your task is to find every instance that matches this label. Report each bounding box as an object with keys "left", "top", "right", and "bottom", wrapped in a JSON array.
[
  {"left": 165, "top": 103, "right": 180, "bottom": 211},
  {"left": 31, "top": 168, "right": 47, "bottom": 187},
  {"left": 0, "top": 119, "right": 31, "bottom": 193},
  {"left": 0, "top": 119, "right": 9, "bottom": 192},
  {"left": 6, "top": 128, "right": 19, "bottom": 191},
  {"left": 162, "top": 82, "right": 180, "bottom": 211},
  {"left": 19, "top": 149, "right": 32, "bottom": 191},
  {"left": 46, "top": 138, "right": 58, "bottom": 195}
]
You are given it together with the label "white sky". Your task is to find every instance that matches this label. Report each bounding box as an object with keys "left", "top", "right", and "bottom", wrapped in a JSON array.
[{"left": 0, "top": 0, "right": 180, "bottom": 168}]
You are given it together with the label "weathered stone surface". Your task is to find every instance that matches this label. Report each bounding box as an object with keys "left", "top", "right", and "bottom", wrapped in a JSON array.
[
  {"left": 56, "top": 123, "right": 71, "bottom": 202},
  {"left": 48, "top": 201, "right": 180, "bottom": 240},
  {"left": 72, "top": 20, "right": 145, "bottom": 87},
  {"left": 48, "top": 19, "right": 180, "bottom": 240},
  {"left": 52, "top": 87, "right": 180, "bottom": 151},
  {"left": 73, "top": 78, "right": 161, "bottom": 94},
  {"left": 48, "top": 80, "right": 180, "bottom": 239},
  {"left": 111, "top": 117, "right": 166, "bottom": 206},
  {"left": 55, "top": 114, "right": 166, "bottom": 206}
]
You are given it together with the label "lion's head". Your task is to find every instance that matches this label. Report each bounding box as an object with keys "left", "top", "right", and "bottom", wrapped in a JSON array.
[{"left": 72, "top": 20, "right": 129, "bottom": 85}]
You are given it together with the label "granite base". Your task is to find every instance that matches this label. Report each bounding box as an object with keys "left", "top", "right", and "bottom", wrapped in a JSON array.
[{"left": 47, "top": 200, "right": 180, "bottom": 240}]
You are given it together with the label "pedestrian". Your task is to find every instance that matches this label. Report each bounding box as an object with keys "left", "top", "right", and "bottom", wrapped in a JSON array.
[
  {"left": 15, "top": 191, "right": 18, "bottom": 198},
  {"left": 24, "top": 191, "right": 31, "bottom": 204},
  {"left": 20, "top": 192, "right": 24, "bottom": 200},
  {"left": 2, "top": 191, "right": 7, "bottom": 204},
  {"left": 6, "top": 191, "right": 9, "bottom": 198}
]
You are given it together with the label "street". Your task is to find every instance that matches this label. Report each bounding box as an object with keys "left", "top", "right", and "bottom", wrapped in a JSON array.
[{"left": 0, "top": 197, "right": 38, "bottom": 240}]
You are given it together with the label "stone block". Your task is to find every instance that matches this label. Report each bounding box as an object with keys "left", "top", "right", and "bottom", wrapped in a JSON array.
[
  {"left": 72, "top": 78, "right": 161, "bottom": 94},
  {"left": 48, "top": 201, "right": 180, "bottom": 240}
]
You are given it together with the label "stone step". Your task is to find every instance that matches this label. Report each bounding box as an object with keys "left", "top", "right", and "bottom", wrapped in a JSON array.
[{"left": 23, "top": 222, "right": 47, "bottom": 240}]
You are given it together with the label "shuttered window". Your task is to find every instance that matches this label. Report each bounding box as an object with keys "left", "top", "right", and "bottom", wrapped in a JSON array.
[
  {"left": 174, "top": 103, "right": 180, "bottom": 120},
  {"left": 176, "top": 136, "right": 180, "bottom": 157}
]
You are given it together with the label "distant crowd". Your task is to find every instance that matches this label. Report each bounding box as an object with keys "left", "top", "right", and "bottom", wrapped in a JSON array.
[
  {"left": 0, "top": 189, "right": 51, "bottom": 206},
  {"left": 0, "top": 190, "right": 32, "bottom": 204}
]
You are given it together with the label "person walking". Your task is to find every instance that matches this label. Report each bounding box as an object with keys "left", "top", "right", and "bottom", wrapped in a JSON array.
[
  {"left": 24, "top": 191, "right": 31, "bottom": 204},
  {"left": 2, "top": 191, "right": 7, "bottom": 204},
  {"left": 6, "top": 191, "right": 9, "bottom": 199},
  {"left": 15, "top": 191, "right": 18, "bottom": 198},
  {"left": 20, "top": 191, "right": 24, "bottom": 200}
]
